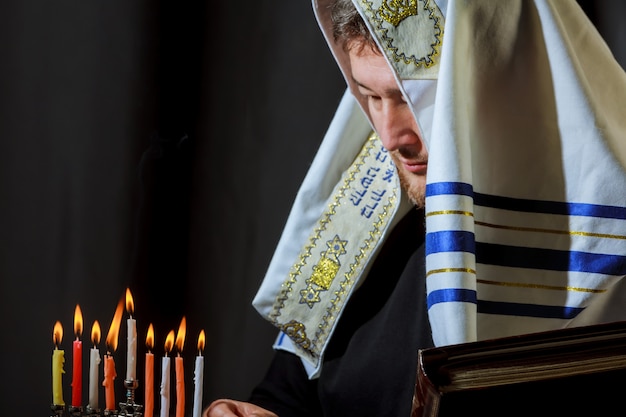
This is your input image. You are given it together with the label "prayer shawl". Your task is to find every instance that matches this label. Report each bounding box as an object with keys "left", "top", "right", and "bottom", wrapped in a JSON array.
[{"left": 253, "top": 0, "right": 626, "bottom": 377}]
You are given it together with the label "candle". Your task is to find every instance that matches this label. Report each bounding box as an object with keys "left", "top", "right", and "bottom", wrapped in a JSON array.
[
  {"left": 103, "top": 298, "right": 124, "bottom": 411},
  {"left": 145, "top": 324, "right": 155, "bottom": 417},
  {"left": 103, "top": 355, "right": 117, "bottom": 411},
  {"left": 52, "top": 321, "right": 65, "bottom": 406},
  {"left": 192, "top": 330, "right": 205, "bottom": 417},
  {"left": 88, "top": 321, "right": 101, "bottom": 411},
  {"left": 160, "top": 330, "right": 175, "bottom": 417},
  {"left": 175, "top": 317, "right": 187, "bottom": 417},
  {"left": 125, "top": 288, "right": 137, "bottom": 381},
  {"left": 71, "top": 304, "right": 83, "bottom": 408}
]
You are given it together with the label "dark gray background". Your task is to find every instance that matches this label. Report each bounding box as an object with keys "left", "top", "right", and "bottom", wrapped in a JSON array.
[{"left": 0, "top": 1, "right": 623, "bottom": 415}]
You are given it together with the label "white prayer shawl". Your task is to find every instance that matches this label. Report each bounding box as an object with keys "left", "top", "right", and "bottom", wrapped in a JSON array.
[{"left": 253, "top": 0, "right": 626, "bottom": 377}]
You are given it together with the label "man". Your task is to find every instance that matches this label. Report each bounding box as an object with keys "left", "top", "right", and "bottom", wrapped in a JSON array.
[{"left": 206, "top": 0, "right": 626, "bottom": 415}]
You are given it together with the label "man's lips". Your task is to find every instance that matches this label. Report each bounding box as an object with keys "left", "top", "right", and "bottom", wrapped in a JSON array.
[{"left": 401, "top": 160, "right": 428, "bottom": 174}]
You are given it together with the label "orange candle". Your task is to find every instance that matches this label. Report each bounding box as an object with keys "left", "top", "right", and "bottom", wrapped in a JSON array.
[
  {"left": 145, "top": 324, "right": 155, "bottom": 417},
  {"left": 175, "top": 317, "right": 187, "bottom": 417},
  {"left": 103, "top": 298, "right": 124, "bottom": 411},
  {"left": 52, "top": 321, "right": 65, "bottom": 406},
  {"left": 71, "top": 305, "right": 83, "bottom": 408},
  {"left": 103, "top": 355, "right": 117, "bottom": 411}
]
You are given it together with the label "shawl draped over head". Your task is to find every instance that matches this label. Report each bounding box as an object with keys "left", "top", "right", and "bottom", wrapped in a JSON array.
[{"left": 252, "top": 0, "right": 626, "bottom": 378}]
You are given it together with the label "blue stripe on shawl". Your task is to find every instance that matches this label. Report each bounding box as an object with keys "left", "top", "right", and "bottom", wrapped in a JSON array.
[
  {"left": 427, "top": 288, "right": 477, "bottom": 306},
  {"left": 426, "top": 181, "right": 474, "bottom": 197},
  {"left": 426, "top": 181, "right": 626, "bottom": 219},
  {"left": 426, "top": 230, "right": 475, "bottom": 255}
]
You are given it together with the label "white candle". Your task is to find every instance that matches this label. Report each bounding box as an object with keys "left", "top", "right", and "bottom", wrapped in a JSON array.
[
  {"left": 125, "top": 288, "right": 137, "bottom": 381},
  {"left": 126, "top": 316, "right": 137, "bottom": 381},
  {"left": 88, "top": 346, "right": 101, "bottom": 409},
  {"left": 160, "top": 330, "right": 175, "bottom": 417},
  {"left": 192, "top": 355, "right": 204, "bottom": 417},
  {"left": 159, "top": 356, "right": 170, "bottom": 417},
  {"left": 193, "top": 330, "right": 205, "bottom": 417}
]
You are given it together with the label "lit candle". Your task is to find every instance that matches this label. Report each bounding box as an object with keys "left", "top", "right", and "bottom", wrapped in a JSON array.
[
  {"left": 192, "top": 330, "right": 205, "bottom": 417},
  {"left": 103, "top": 354, "right": 116, "bottom": 412},
  {"left": 103, "top": 298, "right": 124, "bottom": 411},
  {"left": 160, "top": 330, "right": 175, "bottom": 417},
  {"left": 71, "top": 304, "right": 83, "bottom": 408},
  {"left": 175, "top": 317, "right": 186, "bottom": 417},
  {"left": 125, "top": 288, "right": 137, "bottom": 381},
  {"left": 52, "top": 321, "right": 65, "bottom": 406},
  {"left": 145, "top": 324, "right": 155, "bottom": 417},
  {"left": 88, "top": 321, "right": 101, "bottom": 411}
]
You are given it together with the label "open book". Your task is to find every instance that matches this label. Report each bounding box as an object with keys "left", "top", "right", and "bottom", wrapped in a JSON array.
[{"left": 412, "top": 320, "right": 626, "bottom": 417}]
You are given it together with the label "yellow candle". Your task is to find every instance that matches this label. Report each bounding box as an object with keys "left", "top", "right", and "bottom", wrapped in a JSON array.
[
  {"left": 52, "top": 321, "right": 65, "bottom": 406},
  {"left": 145, "top": 324, "right": 155, "bottom": 417},
  {"left": 175, "top": 317, "right": 186, "bottom": 417}
]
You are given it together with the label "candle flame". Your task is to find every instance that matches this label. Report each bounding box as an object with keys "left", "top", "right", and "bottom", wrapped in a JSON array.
[
  {"left": 91, "top": 320, "right": 101, "bottom": 346},
  {"left": 125, "top": 287, "right": 134, "bottom": 316},
  {"left": 164, "top": 330, "right": 175, "bottom": 355},
  {"left": 175, "top": 316, "right": 186, "bottom": 353},
  {"left": 105, "top": 297, "right": 124, "bottom": 353},
  {"left": 146, "top": 323, "right": 154, "bottom": 351},
  {"left": 197, "top": 330, "right": 205, "bottom": 353},
  {"left": 53, "top": 321, "right": 63, "bottom": 347},
  {"left": 74, "top": 304, "right": 83, "bottom": 338}
]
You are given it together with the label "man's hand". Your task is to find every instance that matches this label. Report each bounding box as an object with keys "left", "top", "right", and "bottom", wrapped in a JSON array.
[{"left": 204, "top": 399, "right": 279, "bottom": 417}]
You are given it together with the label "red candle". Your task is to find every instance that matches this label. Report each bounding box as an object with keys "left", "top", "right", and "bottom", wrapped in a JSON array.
[
  {"left": 71, "top": 305, "right": 83, "bottom": 407},
  {"left": 145, "top": 324, "right": 155, "bottom": 417},
  {"left": 102, "top": 298, "right": 124, "bottom": 411},
  {"left": 175, "top": 317, "right": 186, "bottom": 417}
]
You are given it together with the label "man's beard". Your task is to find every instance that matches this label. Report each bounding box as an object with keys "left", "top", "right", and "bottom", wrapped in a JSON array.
[{"left": 398, "top": 168, "right": 426, "bottom": 209}]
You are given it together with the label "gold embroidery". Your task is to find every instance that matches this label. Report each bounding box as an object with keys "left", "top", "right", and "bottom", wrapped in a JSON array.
[
  {"left": 359, "top": 0, "right": 443, "bottom": 74},
  {"left": 426, "top": 210, "right": 474, "bottom": 217},
  {"left": 279, "top": 320, "right": 311, "bottom": 349},
  {"left": 299, "top": 235, "right": 348, "bottom": 307},
  {"left": 316, "top": 199, "right": 395, "bottom": 349},
  {"left": 477, "top": 279, "right": 607, "bottom": 294},
  {"left": 427, "top": 267, "right": 476, "bottom": 277},
  {"left": 379, "top": 0, "right": 418, "bottom": 27},
  {"left": 311, "top": 257, "right": 340, "bottom": 289}
]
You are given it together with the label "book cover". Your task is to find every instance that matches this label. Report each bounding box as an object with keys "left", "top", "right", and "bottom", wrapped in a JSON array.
[{"left": 412, "top": 320, "right": 626, "bottom": 417}]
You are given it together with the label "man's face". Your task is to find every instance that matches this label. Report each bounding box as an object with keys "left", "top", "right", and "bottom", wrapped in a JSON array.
[{"left": 349, "top": 45, "right": 428, "bottom": 208}]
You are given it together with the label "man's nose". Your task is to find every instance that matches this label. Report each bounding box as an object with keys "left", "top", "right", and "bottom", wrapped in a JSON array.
[{"left": 376, "top": 105, "right": 417, "bottom": 152}]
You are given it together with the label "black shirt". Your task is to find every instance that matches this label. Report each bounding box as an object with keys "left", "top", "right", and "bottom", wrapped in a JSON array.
[{"left": 250, "top": 208, "right": 434, "bottom": 416}]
